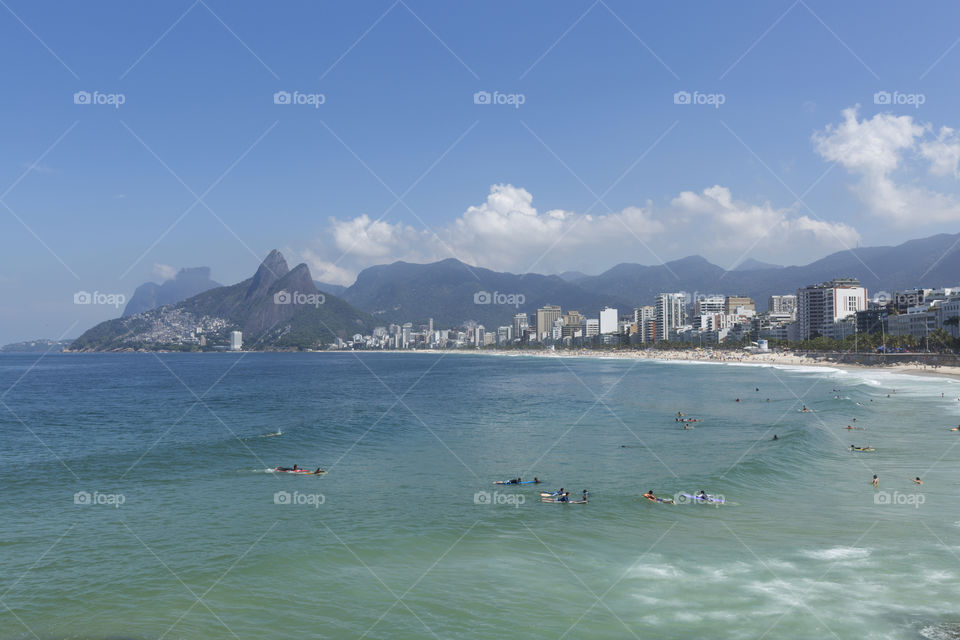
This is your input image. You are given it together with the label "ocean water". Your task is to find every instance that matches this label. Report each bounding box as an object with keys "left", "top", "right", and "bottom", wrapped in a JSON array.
[{"left": 2, "top": 352, "right": 960, "bottom": 639}]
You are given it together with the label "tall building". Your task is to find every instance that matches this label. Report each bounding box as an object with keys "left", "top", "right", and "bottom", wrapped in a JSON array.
[
  {"left": 655, "top": 293, "right": 687, "bottom": 341},
  {"left": 584, "top": 319, "right": 599, "bottom": 337},
  {"left": 229, "top": 331, "right": 242, "bottom": 351},
  {"left": 599, "top": 307, "right": 618, "bottom": 334},
  {"left": 497, "top": 326, "right": 513, "bottom": 344},
  {"left": 513, "top": 313, "right": 529, "bottom": 341},
  {"left": 562, "top": 311, "right": 583, "bottom": 339},
  {"left": 694, "top": 295, "right": 725, "bottom": 317},
  {"left": 536, "top": 305, "right": 562, "bottom": 341},
  {"left": 563, "top": 310, "right": 583, "bottom": 328},
  {"left": 796, "top": 279, "right": 867, "bottom": 340},
  {"left": 633, "top": 305, "right": 655, "bottom": 325},
  {"left": 551, "top": 318, "right": 564, "bottom": 341},
  {"left": 769, "top": 295, "right": 797, "bottom": 316},
  {"left": 724, "top": 296, "right": 755, "bottom": 315}
]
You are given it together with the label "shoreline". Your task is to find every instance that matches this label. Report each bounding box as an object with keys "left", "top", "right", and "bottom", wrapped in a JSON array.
[
  {"left": 45, "top": 347, "right": 960, "bottom": 383},
  {"left": 441, "top": 348, "right": 960, "bottom": 383}
]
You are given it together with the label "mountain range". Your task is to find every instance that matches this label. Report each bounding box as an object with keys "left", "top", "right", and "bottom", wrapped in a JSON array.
[
  {"left": 68, "top": 232, "right": 960, "bottom": 350},
  {"left": 328, "top": 232, "right": 960, "bottom": 327}
]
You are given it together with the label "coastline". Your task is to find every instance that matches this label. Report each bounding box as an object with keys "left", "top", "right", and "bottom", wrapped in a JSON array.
[
  {"left": 437, "top": 347, "right": 960, "bottom": 383},
  {"left": 49, "top": 346, "right": 960, "bottom": 383}
]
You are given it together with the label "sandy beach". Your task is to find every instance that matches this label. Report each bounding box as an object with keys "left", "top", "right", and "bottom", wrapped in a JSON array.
[{"left": 446, "top": 347, "right": 960, "bottom": 383}]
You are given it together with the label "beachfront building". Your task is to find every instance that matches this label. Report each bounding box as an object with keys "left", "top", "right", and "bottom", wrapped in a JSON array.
[
  {"left": 724, "top": 296, "right": 756, "bottom": 315},
  {"left": 641, "top": 318, "right": 657, "bottom": 343},
  {"left": 562, "top": 311, "right": 584, "bottom": 339},
  {"left": 694, "top": 295, "right": 725, "bottom": 317},
  {"left": 229, "top": 331, "right": 242, "bottom": 351},
  {"left": 551, "top": 318, "right": 565, "bottom": 341},
  {"left": 584, "top": 318, "right": 600, "bottom": 337},
  {"left": 887, "top": 309, "right": 936, "bottom": 340},
  {"left": 855, "top": 308, "right": 888, "bottom": 335},
  {"left": 939, "top": 298, "right": 960, "bottom": 338},
  {"left": 769, "top": 295, "right": 797, "bottom": 317},
  {"left": 796, "top": 279, "right": 867, "bottom": 340},
  {"left": 633, "top": 305, "right": 654, "bottom": 325},
  {"left": 536, "top": 305, "right": 562, "bottom": 342},
  {"left": 497, "top": 326, "right": 513, "bottom": 345},
  {"left": 513, "top": 313, "right": 529, "bottom": 342},
  {"left": 655, "top": 293, "right": 687, "bottom": 341},
  {"left": 599, "top": 307, "right": 618, "bottom": 334}
]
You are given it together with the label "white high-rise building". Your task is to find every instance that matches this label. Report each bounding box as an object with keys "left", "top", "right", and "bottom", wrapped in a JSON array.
[
  {"left": 513, "top": 313, "right": 529, "bottom": 341},
  {"left": 694, "top": 295, "right": 725, "bottom": 317},
  {"left": 229, "top": 331, "right": 242, "bottom": 351},
  {"left": 796, "top": 279, "right": 867, "bottom": 340},
  {"left": 599, "top": 307, "right": 619, "bottom": 334},
  {"left": 584, "top": 319, "right": 599, "bottom": 337},
  {"left": 655, "top": 293, "right": 687, "bottom": 341}
]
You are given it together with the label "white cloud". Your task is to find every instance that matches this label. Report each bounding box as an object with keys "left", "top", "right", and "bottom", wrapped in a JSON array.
[
  {"left": 152, "top": 263, "right": 177, "bottom": 281},
  {"left": 299, "top": 183, "right": 858, "bottom": 284},
  {"left": 814, "top": 106, "right": 960, "bottom": 223},
  {"left": 300, "top": 249, "right": 367, "bottom": 287},
  {"left": 920, "top": 126, "right": 960, "bottom": 178},
  {"left": 669, "top": 185, "right": 859, "bottom": 267}
]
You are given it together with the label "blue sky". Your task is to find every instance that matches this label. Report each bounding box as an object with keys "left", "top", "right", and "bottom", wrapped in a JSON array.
[{"left": 3, "top": 0, "right": 960, "bottom": 342}]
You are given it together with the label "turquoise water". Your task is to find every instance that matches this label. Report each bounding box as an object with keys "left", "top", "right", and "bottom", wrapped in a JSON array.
[{"left": 2, "top": 352, "right": 960, "bottom": 639}]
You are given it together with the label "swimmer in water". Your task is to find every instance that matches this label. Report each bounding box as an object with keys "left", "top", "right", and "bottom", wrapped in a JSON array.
[
  {"left": 912, "top": 477, "right": 923, "bottom": 485},
  {"left": 872, "top": 475, "right": 879, "bottom": 488}
]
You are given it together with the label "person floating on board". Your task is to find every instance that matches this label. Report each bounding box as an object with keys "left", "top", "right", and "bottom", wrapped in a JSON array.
[
  {"left": 533, "top": 477, "right": 540, "bottom": 484},
  {"left": 313, "top": 467, "right": 324, "bottom": 474},
  {"left": 644, "top": 490, "right": 672, "bottom": 503},
  {"left": 581, "top": 490, "right": 589, "bottom": 502},
  {"left": 772, "top": 434, "right": 778, "bottom": 440}
]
